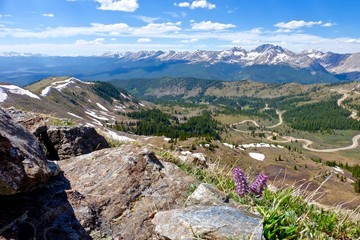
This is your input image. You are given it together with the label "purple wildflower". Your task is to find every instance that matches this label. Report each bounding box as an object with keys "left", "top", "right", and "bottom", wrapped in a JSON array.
[
  {"left": 250, "top": 173, "right": 268, "bottom": 197},
  {"left": 233, "top": 167, "right": 250, "bottom": 196}
]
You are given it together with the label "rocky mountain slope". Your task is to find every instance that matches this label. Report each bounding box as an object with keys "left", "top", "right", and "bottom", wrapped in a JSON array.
[{"left": 1, "top": 77, "right": 148, "bottom": 130}]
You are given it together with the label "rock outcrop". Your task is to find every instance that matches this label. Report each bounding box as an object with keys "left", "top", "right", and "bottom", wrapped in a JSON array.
[
  {"left": 152, "top": 205, "right": 263, "bottom": 240},
  {"left": 0, "top": 108, "right": 56, "bottom": 195},
  {"left": 153, "top": 183, "right": 263, "bottom": 240},
  {"left": 56, "top": 146, "right": 196, "bottom": 239},
  {"left": 44, "top": 126, "right": 110, "bottom": 160},
  {"left": 4, "top": 107, "right": 109, "bottom": 160},
  {"left": 1, "top": 145, "right": 196, "bottom": 239}
]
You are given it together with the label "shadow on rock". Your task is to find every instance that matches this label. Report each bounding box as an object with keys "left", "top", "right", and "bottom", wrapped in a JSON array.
[{"left": 0, "top": 173, "right": 91, "bottom": 240}]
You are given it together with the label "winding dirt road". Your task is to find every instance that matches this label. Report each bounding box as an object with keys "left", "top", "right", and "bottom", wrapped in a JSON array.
[
  {"left": 231, "top": 110, "right": 284, "bottom": 129},
  {"left": 232, "top": 92, "right": 360, "bottom": 152}
]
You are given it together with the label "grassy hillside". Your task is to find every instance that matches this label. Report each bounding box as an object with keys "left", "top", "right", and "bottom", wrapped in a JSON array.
[{"left": 111, "top": 77, "right": 222, "bottom": 101}]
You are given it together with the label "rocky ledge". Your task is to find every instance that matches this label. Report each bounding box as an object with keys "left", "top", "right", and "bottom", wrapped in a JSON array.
[{"left": 0, "top": 108, "right": 58, "bottom": 195}]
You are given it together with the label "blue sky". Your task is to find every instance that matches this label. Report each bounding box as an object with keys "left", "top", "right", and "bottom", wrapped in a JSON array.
[{"left": 0, "top": 0, "right": 359, "bottom": 55}]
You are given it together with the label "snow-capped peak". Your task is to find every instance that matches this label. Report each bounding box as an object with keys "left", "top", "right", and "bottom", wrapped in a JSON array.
[{"left": 99, "top": 45, "right": 360, "bottom": 73}]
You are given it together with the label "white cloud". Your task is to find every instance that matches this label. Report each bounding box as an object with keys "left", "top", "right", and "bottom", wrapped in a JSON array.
[
  {"left": 175, "top": 0, "right": 216, "bottom": 10},
  {"left": 232, "top": 39, "right": 261, "bottom": 45},
  {"left": 0, "top": 23, "right": 130, "bottom": 38},
  {"left": 181, "top": 38, "right": 198, "bottom": 43},
  {"left": 42, "top": 13, "right": 54, "bottom": 17},
  {"left": 133, "top": 22, "right": 181, "bottom": 35},
  {"left": 75, "top": 38, "right": 105, "bottom": 45},
  {"left": 110, "top": 38, "right": 117, "bottom": 41},
  {"left": 322, "top": 22, "right": 333, "bottom": 27},
  {"left": 136, "top": 16, "right": 160, "bottom": 23},
  {"left": 137, "top": 38, "right": 152, "bottom": 43},
  {"left": 0, "top": 14, "right": 11, "bottom": 18},
  {"left": 275, "top": 20, "right": 325, "bottom": 29},
  {"left": 0, "top": 21, "right": 183, "bottom": 39},
  {"left": 95, "top": 0, "right": 139, "bottom": 12},
  {"left": 191, "top": 0, "right": 215, "bottom": 9},
  {"left": 275, "top": 28, "right": 293, "bottom": 33},
  {"left": 176, "top": 2, "right": 190, "bottom": 7},
  {"left": 2, "top": 30, "right": 360, "bottom": 55},
  {"left": 250, "top": 28, "right": 263, "bottom": 34},
  {"left": 345, "top": 39, "right": 360, "bottom": 44},
  {"left": 191, "top": 21, "right": 235, "bottom": 31}
]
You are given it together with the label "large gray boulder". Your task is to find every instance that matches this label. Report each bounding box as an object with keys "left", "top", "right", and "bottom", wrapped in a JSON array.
[
  {"left": 56, "top": 146, "right": 196, "bottom": 239},
  {"left": 0, "top": 108, "right": 56, "bottom": 195},
  {"left": 1, "top": 145, "right": 196, "bottom": 239},
  {"left": 45, "top": 125, "right": 110, "bottom": 160},
  {"left": 185, "top": 183, "right": 229, "bottom": 206},
  {"left": 152, "top": 205, "right": 263, "bottom": 240}
]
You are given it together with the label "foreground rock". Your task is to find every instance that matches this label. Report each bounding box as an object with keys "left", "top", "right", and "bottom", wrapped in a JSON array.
[
  {"left": 1, "top": 145, "right": 195, "bottom": 239},
  {"left": 152, "top": 205, "right": 263, "bottom": 240},
  {"left": 57, "top": 146, "right": 196, "bottom": 239},
  {"left": 0, "top": 108, "right": 56, "bottom": 195},
  {"left": 45, "top": 125, "right": 110, "bottom": 160}
]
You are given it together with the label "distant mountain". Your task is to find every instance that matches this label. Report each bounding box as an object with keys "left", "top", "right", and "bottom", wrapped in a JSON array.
[
  {"left": 1, "top": 44, "right": 359, "bottom": 85},
  {"left": 103, "top": 44, "right": 360, "bottom": 73}
]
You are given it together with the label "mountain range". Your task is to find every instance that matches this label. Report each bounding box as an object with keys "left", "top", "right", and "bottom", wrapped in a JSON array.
[{"left": 1, "top": 44, "right": 360, "bottom": 86}]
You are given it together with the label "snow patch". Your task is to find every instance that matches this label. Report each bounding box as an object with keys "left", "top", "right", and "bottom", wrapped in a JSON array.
[
  {"left": 106, "top": 130, "right": 135, "bottom": 142},
  {"left": 41, "top": 86, "right": 52, "bottom": 96},
  {"left": 96, "top": 103, "right": 109, "bottom": 112},
  {"left": 164, "top": 137, "right": 172, "bottom": 142},
  {"left": 332, "top": 166, "right": 344, "bottom": 174},
  {"left": 120, "top": 92, "right": 130, "bottom": 100},
  {"left": 85, "top": 110, "right": 109, "bottom": 121},
  {"left": 0, "top": 85, "right": 40, "bottom": 101},
  {"left": 139, "top": 102, "right": 145, "bottom": 107},
  {"left": 223, "top": 143, "right": 235, "bottom": 149},
  {"left": 67, "top": 112, "right": 83, "bottom": 119},
  {"left": 0, "top": 88, "right": 7, "bottom": 102},
  {"left": 85, "top": 122, "right": 96, "bottom": 127},
  {"left": 41, "top": 77, "right": 92, "bottom": 94},
  {"left": 89, "top": 117, "right": 102, "bottom": 126},
  {"left": 249, "top": 152, "right": 265, "bottom": 161}
]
